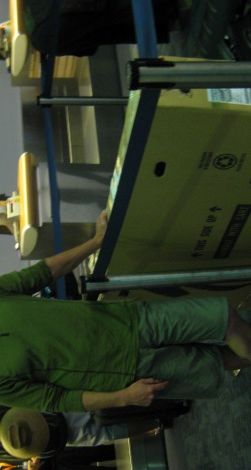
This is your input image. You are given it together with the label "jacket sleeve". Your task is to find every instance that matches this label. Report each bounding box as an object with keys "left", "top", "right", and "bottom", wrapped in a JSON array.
[
  {"left": 0, "top": 261, "right": 53, "bottom": 296},
  {"left": 0, "top": 377, "right": 83, "bottom": 412}
]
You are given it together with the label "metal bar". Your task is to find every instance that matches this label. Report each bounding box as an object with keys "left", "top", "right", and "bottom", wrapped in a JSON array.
[
  {"left": 85, "top": 267, "right": 251, "bottom": 293},
  {"left": 41, "top": 106, "right": 66, "bottom": 299},
  {"left": 38, "top": 96, "right": 128, "bottom": 106},
  {"left": 129, "top": 60, "right": 251, "bottom": 89},
  {"left": 91, "top": 0, "right": 160, "bottom": 277},
  {"left": 131, "top": 0, "right": 158, "bottom": 58},
  {"left": 40, "top": 54, "right": 66, "bottom": 300}
]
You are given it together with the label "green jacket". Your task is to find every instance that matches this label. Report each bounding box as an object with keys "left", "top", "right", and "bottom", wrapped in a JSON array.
[{"left": 0, "top": 261, "right": 139, "bottom": 412}]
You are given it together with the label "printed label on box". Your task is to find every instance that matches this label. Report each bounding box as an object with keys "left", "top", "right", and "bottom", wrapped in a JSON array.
[
  {"left": 214, "top": 204, "right": 251, "bottom": 258},
  {"left": 208, "top": 88, "right": 251, "bottom": 105}
]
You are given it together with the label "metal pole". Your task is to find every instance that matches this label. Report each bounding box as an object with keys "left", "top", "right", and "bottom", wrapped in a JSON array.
[
  {"left": 84, "top": 267, "right": 251, "bottom": 293},
  {"left": 131, "top": 0, "right": 158, "bottom": 58},
  {"left": 128, "top": 59, "right": 251, "bottom": 89},
  {"left": 38, "top": 96, "right": 128, "bottom": 106}
]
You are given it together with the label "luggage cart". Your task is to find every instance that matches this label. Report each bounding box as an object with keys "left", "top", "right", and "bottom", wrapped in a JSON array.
[
  {"left": 83, "top": 7, "right": 251, "bottom": 298},
  {"left": 36, "top": 0, "right": 251, "bottom": 298}
]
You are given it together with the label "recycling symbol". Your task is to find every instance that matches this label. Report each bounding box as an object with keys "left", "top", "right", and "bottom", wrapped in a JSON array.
[{"left": 213, "top": 154, "right": 238, "bottom": 170}]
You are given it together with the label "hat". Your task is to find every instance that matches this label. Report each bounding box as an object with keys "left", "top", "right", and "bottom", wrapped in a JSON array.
[{"left": 0, "top": 408, "right": 50, "bottom": 459}]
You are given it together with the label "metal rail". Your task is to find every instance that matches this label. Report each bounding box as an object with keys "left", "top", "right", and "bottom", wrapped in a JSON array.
[
  {"left": 83, "top": 267, "right": 251, "bottom": 293},
  {"left": 128, "top": 59, "right": 251, "bottom": 89},
  {"left": 38, "top": 96, "right": 128, "bottom": 106}
]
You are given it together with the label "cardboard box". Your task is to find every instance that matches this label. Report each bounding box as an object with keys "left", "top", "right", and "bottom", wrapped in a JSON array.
[{"left": 106, "top": 86, "right": 251, "bottom": 278}]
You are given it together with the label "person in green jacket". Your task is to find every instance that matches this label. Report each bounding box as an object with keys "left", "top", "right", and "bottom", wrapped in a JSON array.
[{"left": 0, "top": 210, "right": 250, "bottom": 413}]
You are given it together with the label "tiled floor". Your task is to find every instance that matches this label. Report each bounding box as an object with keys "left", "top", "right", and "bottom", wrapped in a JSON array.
[{"left": 165, "top": 367, "right": 251, "bottom": 469}]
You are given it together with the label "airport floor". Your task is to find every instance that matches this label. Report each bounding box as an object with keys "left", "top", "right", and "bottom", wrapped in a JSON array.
[{"left": 165, "top": 367, "right": 251, "bottom": 470}]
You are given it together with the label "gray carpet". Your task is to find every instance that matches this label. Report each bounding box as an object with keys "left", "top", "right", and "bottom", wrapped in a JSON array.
[{"left": 173, "top": 368, "right": 251, "bottom": 469}]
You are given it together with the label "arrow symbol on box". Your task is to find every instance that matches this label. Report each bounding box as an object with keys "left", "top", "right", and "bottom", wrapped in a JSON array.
[{"left": 210, "top": 206, "right": 222, "bottom": 212}]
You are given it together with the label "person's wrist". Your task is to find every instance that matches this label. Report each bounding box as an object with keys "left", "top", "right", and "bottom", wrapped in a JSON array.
[
  {"left": 91, "top": 235, "right": 102, "bottom": 250},
  {"left": 117, "top": 388, "right": 130, "bottom": 407}
]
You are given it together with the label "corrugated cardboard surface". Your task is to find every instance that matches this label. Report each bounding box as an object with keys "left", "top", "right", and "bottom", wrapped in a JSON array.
[{"left": 107, "top": 88, "right": 251, "bottom": 278}]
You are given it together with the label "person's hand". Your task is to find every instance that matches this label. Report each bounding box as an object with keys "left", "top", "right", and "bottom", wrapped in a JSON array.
[
  {"left": 93, "top": 210, "right": 108, "bottom": 248},
  {"left": 28, "top": 457, "right": 40, "bottom": 470},
  {"left": 125, "top": 378, "right": 168, "bottom": 407}
]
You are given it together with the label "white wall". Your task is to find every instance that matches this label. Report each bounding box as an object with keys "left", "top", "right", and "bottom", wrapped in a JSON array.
[{"left": 0, "top": 1, "right": 27, "bottom": 273}]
